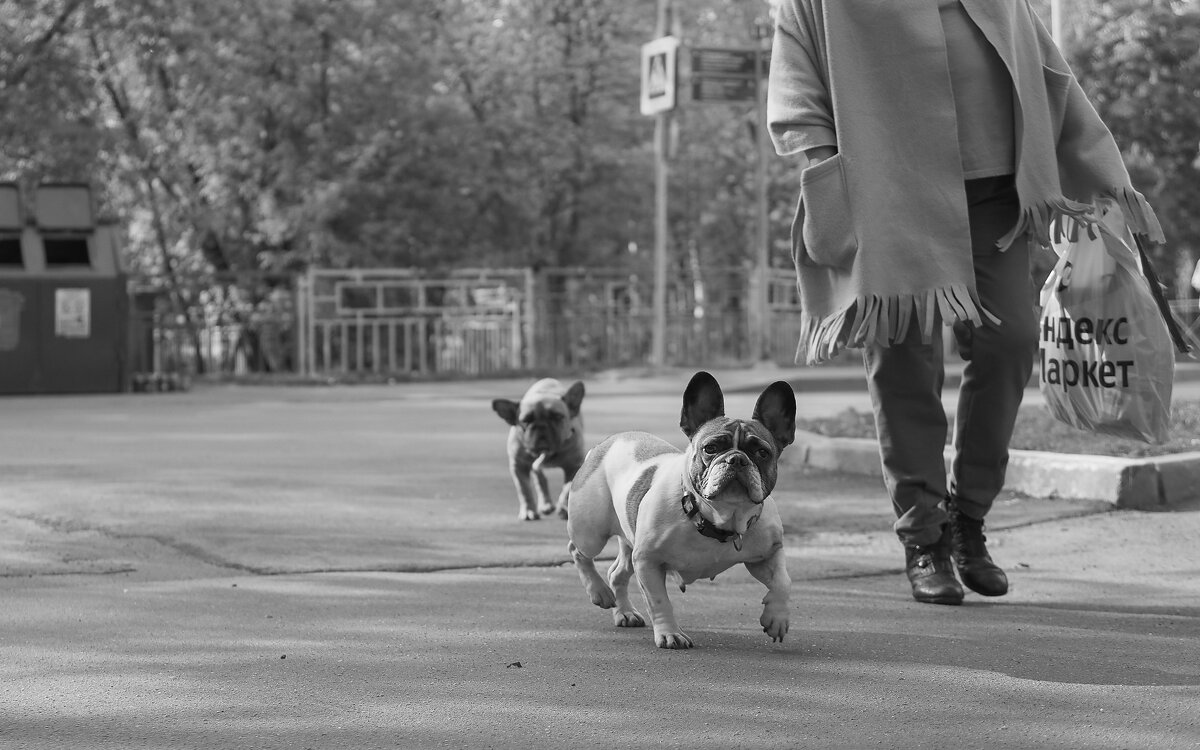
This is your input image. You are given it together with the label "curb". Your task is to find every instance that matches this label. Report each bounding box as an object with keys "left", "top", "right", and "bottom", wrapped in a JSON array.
[{"left": 788, "top": 429, "right": 1200, "bottom": 509}]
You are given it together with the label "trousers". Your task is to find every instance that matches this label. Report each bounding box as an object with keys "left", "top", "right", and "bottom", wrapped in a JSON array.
[{"left": 862, "top": 175, "right": 1038, "bottom": 547}]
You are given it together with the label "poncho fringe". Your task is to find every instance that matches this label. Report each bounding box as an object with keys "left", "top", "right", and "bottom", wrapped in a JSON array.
[
  {"left": 1049, "top": 186, "right": 1166, "bottom": 246},
  {"left": 794, "top": 187, "right": 1163, "bottom": 366},
  {"left": 1106, "top": 186, "right": 1165, "bottom": 244},
  {"left": 794, "top": 282, "right": 1001, "bottom": 365},
  {"left": 996, "top": 196, "right": 1093, "bottom": 251}
]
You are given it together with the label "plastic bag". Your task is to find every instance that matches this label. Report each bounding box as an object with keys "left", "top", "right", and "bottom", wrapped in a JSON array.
[{"left": 1038, "top": 206, "right": 1175, "bottom": 443}]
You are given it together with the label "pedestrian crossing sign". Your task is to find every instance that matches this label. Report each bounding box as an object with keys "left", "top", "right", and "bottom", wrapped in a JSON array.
[{"left": 640, "top": 36, "right": 679, "bottom": 116}]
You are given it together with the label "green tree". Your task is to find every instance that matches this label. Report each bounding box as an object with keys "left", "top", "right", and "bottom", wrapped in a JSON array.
[
  {"left": 1068, "top": 0, "right": 1200, "bottom": 292},
  {"left": 0, "top": 0, "right": 802, "bottom": 370},
  {"left": 0, "top": 0, "right": 103, "bottom": 186},
  {"left": 424, "top": 0, "right": 652, "bottom": 269}
]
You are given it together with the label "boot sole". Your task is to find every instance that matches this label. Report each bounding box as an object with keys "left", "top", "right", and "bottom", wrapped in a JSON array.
[
  {"left": 912, "top": 592, "right": 964, "bottom": 605},
  {"left": 961, "top": 579, "right": 1008, "bottom": 597}
]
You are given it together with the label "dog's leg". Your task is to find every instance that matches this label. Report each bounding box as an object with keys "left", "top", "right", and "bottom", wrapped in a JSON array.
[
  {"left": 509, "top": 465, "right": 540, "bottom": 521},
  {"left": 554, "top": 484, "right": 571, "bottom": 520},
  {"left": 568, "top": 540, "right": 616, "bottom": 609},
  {"left": 606, "top": 537, "right": 645, "bottom": 628},
  {"left": 634, "top": 556, "right": 692, "bottom": 649},
  {"left": 533, "top": 467, "right": 555, "bottom": 516},
  {"left": 555, "top": 464, "right": 580, "bottom": 520},
  {"left": 745, "top": 545, "right": 791, "bottom": 643}
]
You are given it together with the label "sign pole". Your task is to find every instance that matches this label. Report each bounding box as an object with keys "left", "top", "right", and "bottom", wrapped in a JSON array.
[
  {"left": 751, "top": 44, "right": 770, "bottom": 362},
  {"left": 650, "top": 0, "right": 672, "bottom": 369},
  {"left": 652, "top": 117, "right": 669, "bottom": 368}
]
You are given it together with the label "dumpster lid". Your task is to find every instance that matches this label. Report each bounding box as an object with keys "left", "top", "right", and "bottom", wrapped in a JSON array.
[{"left": 35, "top": 183, "right": 93, "bottom": 231}]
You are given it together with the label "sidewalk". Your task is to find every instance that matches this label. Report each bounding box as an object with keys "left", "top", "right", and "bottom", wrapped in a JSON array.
[
  {"left": 3, "top": 464, "right": 1198, "bottom": 749},
  {"left": 2, "top": 375, "right": 1199, "bottom": 748}
]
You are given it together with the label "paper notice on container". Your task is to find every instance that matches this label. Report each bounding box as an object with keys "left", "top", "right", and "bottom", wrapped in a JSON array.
[{"left": 55, "top": 288, "right": 91, "bottom": 338}]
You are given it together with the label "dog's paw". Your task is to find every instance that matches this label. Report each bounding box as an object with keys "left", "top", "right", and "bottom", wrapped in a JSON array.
[
  {"left": 760, "top": 610, "right": 789, "bottom": 643},
  {"left": 612, "top": 610, "right": 645, "bottom": 628},
  {"left": 518, "top": 509, "right": 540, "bottom": 521},
  {"left": 654, "top": 631, "right": 694, "bottom": 649},
  {"left": 536, "top": 503, "right": 556, "bottom": 516},
  {"left": 586, "top": 584, "right": 617, "bottom": 609},
  {"left": 555, "top": 506, "right": 569, "bottom": 521}
]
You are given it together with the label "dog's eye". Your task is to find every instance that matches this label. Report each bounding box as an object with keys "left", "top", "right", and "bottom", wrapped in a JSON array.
[
  {"left": 703, "top": 443, "right": 721, "bottom": 455},
  {"left": 756, "top": 448, "right": 773, "bottom": 459}
]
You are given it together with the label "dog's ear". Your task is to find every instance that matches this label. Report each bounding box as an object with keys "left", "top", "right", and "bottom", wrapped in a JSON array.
[
  {"left": 680, "top": 371, "right": 725, "bottom": 438},
  {"left": 492, "top": 398, "right": 521, "bottom": 426},
  {"left": 752, "top": 381, "right": 797, "bottom": 452},
  {"left": 563, "top": 381, "right": 585, "bottom": 417}
]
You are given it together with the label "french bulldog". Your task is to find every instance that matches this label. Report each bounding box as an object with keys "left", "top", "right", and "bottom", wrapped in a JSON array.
[
  {"left": 492, "top": 378, "right": 586, "bottom": 521},
  {"left": 566, "top": 371, "right": 796, "bottom": 649}
]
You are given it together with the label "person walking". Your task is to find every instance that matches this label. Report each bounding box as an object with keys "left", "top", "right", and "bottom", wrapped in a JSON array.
[{"left": 767, "top": 0, "right": 1164, "bottom": 604}]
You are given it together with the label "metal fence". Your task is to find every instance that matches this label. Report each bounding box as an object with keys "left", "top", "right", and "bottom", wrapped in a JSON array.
[
  {"left": 129, "top": 275, "right": 297, "bottom": 382},
  {"left": 131, "top": 266, "right": 811, "bottom": 379},
  {"left": 130, "top": 268, "right": 1200, "bottom": 380},
  {"left": 295, "top": 268, "right": 530, "bottom": 377}
]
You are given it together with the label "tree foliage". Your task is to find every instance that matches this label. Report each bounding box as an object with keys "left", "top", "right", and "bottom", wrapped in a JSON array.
[
  {"left": 1066, "top": 0, "right": 1200, "bottom": 287},
  {"left": 2, "top": 0, "right": 1195, "bottom": 298}
]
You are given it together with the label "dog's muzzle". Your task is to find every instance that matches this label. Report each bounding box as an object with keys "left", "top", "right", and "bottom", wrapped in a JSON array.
[
  {"left": 702, "top": 453, "right": 765, "bottom": 504},
  {"left": 525, "top": 426, "right": 560, "bottom": 453}
]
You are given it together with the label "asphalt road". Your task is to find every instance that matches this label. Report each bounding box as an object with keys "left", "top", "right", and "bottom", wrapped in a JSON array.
[{"left": 2, "top": 371, "right": 1199, "bottom": 749}]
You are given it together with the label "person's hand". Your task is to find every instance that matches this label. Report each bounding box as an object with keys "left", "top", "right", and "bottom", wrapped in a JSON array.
[{"left": 804, "top": 145, "right": 837, "bottom": 167}]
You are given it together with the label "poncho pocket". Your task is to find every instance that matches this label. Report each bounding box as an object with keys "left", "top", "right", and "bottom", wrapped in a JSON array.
[{"left": 793, "top": 154, "right": 858, "bottom": 270}]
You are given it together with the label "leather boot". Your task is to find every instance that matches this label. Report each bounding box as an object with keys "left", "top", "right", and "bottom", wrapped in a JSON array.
[
  {"left": 904, "top": 527, "right": 963, "bottom": 605},
  {"left": 948, "top": 500, "right": 1008, "bottom": 596}
]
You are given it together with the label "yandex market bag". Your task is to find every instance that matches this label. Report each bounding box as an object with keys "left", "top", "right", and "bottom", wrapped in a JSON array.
[{"left": 1038, "top": 209, "right": 1175, "bottom": 443}]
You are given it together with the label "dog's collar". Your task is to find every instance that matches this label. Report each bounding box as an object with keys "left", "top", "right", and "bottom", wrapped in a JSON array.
[{"left": 681, "top": 492, "right": 737, "bottom": 543}]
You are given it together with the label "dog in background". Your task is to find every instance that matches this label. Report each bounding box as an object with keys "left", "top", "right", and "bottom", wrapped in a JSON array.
[
  {"left": 492, "top": 378, "right": 586, "bottom": 521},
  {"left": 566, "top": 371, "right": 796, "bottom": 649}
]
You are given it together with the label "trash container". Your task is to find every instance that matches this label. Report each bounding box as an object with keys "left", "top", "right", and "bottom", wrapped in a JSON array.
[{"left": 0, "top": 183, "right": 129, "bottom": 395}]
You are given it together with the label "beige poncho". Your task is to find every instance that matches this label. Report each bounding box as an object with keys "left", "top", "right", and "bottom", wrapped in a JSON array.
[{"left": 768, "top": 0, "right": 1164, "bottom": 364}]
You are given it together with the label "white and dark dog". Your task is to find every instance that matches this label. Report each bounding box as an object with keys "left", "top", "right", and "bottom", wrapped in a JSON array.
[
  {"left": 492, "top": 378, "right": 586, "bottom": 521},
  {"left": 567, "top": 371, "right": 796, "bottom": 649}
]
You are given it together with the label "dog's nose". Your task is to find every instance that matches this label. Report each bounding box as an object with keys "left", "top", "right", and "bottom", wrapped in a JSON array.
[{"left": 726, "top": 453, "right": 749, "bottom": 467}]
